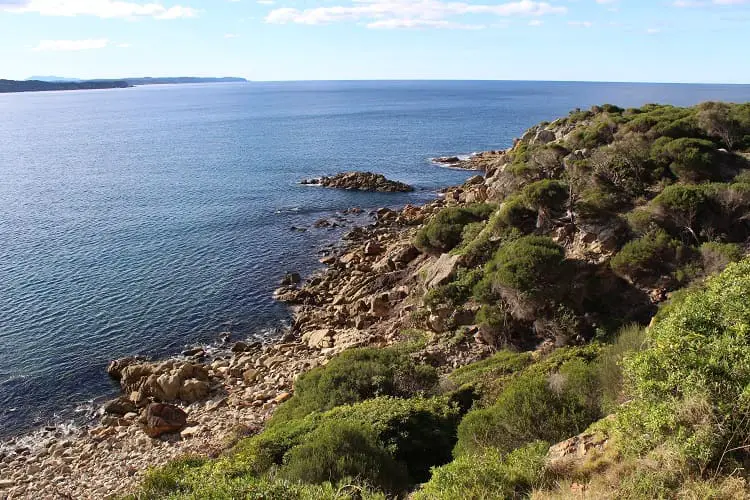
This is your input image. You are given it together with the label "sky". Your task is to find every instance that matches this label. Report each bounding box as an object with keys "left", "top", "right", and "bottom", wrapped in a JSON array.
[{"left": 0, "top": 0, "right": 748, "bottom": 83}]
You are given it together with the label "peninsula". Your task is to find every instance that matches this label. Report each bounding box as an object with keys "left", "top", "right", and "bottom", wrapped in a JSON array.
[{"left": 0, "top": 76, "right": 248, "bottom": 94}]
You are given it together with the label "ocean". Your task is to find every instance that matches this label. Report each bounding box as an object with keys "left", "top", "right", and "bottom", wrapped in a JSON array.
[{"left": 2, "top": 80, "right": 750, "bottom": 437}]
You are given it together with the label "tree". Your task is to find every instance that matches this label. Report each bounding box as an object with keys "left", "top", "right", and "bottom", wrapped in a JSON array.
[{"left": 697, "top": 102, "right": 740, "bottom": 151}]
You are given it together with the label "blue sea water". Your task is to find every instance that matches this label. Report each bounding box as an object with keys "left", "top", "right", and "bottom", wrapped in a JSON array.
[{"left": 1, "top": 80, "right": 750, "bottom": 437}]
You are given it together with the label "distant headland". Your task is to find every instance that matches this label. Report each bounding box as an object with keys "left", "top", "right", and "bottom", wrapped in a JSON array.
[{"left": 0, "top": 76, "right": 248, "bottom": 94}]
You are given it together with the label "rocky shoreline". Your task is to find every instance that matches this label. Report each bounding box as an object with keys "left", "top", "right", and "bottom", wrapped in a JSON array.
[{"left": 0, "top": 166, "right": 491, "bottom": 499}]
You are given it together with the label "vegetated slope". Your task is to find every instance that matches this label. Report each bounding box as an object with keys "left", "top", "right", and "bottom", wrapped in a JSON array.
[{"left": 129, "top": 102, "right": 750, "bottom": 499}]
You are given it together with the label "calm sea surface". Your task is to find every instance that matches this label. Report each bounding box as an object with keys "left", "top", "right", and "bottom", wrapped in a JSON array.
[{"left": 2, "top": 80, "right": 750, "bottom": 437}]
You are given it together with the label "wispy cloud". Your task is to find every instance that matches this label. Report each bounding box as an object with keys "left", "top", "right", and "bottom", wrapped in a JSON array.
[
  {"left": 32, "top": 38, "right": 110, "bottom": 51},
  {"left": 674, "top": 0, "right": 748, "bottom": 6},
  {"left": 265, "top": 0, "right": 566, "bottom": 28},
  {"left": 1, "top": 0, "right": 198, "bottom": 19},
  {"left": 568, "top": 20, "right": 593, "bottom": 27}
]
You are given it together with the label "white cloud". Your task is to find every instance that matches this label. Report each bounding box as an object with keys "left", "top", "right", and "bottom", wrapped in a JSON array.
[
  {"left": 117, "top": 42, "right": 131, "bottom": 47},
  {"left": 257, "top": 0, "right": 274, "bottom": 4},
  {"left": 528, "top": 18, "right": 542, "bottom": 26},
  {"left": 224, "top": 33, "right": 239, "bottom": 37},
  {"left": 568, "top": 20, "right": 593, "bottom": 27},
  {"left": 1, "top": 0, "right": 198, "bottom": 19},
  {"left": 265, "top": 0, "right": 566, "bottom": 27},
  {"left": 674, "top": 0, "right": 748, "bottom": 6},
  {"left": 33, "top": 38, "right": 109, "bottom": 51},
  {"left": 367, "top": 18, "right": 484, "bottom": 28},
  {"left": 646, "top": 27, "right": 660, "bottom": 33}
]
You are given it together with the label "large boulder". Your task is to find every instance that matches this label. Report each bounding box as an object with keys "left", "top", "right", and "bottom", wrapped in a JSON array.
[
  {"left": 142, "top": 403, "right": 188, "bottom": 438},
  {"left": 420, "top": 253, "right": 461, "bottom": 289}
]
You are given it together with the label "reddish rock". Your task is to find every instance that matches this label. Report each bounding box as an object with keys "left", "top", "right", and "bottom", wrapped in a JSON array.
[{"left": 142, "top": 403, "right": 187, "bottom": 438}]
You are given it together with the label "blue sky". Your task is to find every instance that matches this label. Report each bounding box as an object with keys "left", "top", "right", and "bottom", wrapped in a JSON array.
[{"left": 0, "top": 0, "right": 748, "bottom": 82}]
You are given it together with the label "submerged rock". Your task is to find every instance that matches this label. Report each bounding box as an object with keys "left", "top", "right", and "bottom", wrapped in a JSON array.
[{"left": 300, "top": 172, "right": 413, "bottom": 192}]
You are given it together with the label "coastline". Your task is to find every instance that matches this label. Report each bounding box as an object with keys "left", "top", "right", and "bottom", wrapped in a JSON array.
[{"left": 0, "top": 162, "right": 488, "bottom": 498}]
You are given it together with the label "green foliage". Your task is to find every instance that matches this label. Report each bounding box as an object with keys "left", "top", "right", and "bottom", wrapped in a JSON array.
[
  {"left": 700, "top": 241, "right": 743, "bottom": 274},
  {"left": 279, "top": 421, "right": 408, "bottom": 493},
  {"left": 520, "top": 179, "right": 569, "bottom": 211},
  {"left": 610, "top": 229, "right": 684, "bottom": 285},
  {"left": 496, "top": 195, "right": 536, "bottom": 229},
  {"left": 651, "top": 137, "right": 719, "bottom": 181},
  {"left": 474, "top": 236, "right": 566, "bottom": 299},
  {"left": 449, "top": 350, "right": 533, "bottom": 401},
  {"left": 596, "top": 323, "right": 647, "bottom": 412},
  {"left": 424, "top": 268, "right": 483, "bottom": 309},
  {"left": 139, "top": 456, "right": 208, "bottom": 497},
  {"left": 616, "top": 258, "right": 750, "bottom": 473},
  {"left": 322, "top": 397, "right": 462, "bottom": 483},
  {"left": 414, "top": 442, "right": 551, "bottom": 500},
  {"left": 415, "top": 204, "right": 496, "bottom": 253},
  {"left": 454, "top": 359, "right": 602, "bottom": 457},
  {"left": 269, "top": 348, "right": 438, "bottom": 425}
]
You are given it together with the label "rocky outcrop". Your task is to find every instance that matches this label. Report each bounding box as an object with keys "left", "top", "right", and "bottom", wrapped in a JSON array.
[{"left": 300, "top": 171, "right": 414, "bottom": 192}]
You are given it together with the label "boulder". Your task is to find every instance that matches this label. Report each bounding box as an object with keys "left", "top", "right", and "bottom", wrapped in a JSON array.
[
  {"left": 107, "top": 356, "right": 145, "bottom": 381},
  {"left": 280, "top": 272, "right": 301, "bottom": 286},
  {"left": 364, "top": 241, "right": 383, "bottom": 256},
  {"left": 369, "top": 293, "right": 391, "bottom": 318},
  {"left": 421, "top": 253, "right": 461, "bottom": 289},
  {"left": 142, "top": 403, "right": 187, "bottom": 438},
  {"left": 179, "top": 380, "right": 210, "bottom": 403},
  {"left": 533, "top": 129, "right": 556, "bottom": 145},
  {"left": 432, "top": 156, "right": 461, "bottom": 165},
  {"left": 102, "top": 397, "right": 136, "bottom": 416}
]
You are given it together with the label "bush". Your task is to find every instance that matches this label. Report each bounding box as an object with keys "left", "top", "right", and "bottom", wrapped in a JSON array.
[
  {"left": 496, "top": 195, "right": 537, "bottom": 229},
  {"left": 279, "top": 421, "right": 409, "bottom": 493},
  {"left": 616, "top": 258, "right": 750, "bottom": 472},
  {"left": 454, "top": 359, "right": 602, "bottom": 457},
  {"left": 700, "top": 241, "right": 743, "bottom": 274},
  {"left": 651, "top": 137, "right": 719, "bottom": 181},
  {"left": 269, "top": 348, "right": 438, "bottom": 425},
  {"left": 474, "top": 236, "right": 567, "bottom": 299},
  {"left": 596, "top": 323, "right": 647, "bottom": 412},
  {"left": 449, "top": 350, "right": 533, "bottom": 401},
  {"left": 610, "top": 229, "right": 684, "bottom": 285},
  {"left": 321, "top": 397, "right": 461, "bottom": 483},
  {"left": 520, "top": 179, "right": 569, "bottom": 211},
  {"left": 415, "top": 204, "right": 496, "bottom": 253},
  {"left": 414, "top": 442, "right": 551, "bottom": 500}
]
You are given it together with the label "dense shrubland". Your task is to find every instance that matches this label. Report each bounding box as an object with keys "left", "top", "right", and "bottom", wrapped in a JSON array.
[{"left": 130, "top": 103, "right": 750, "bottom": 499}]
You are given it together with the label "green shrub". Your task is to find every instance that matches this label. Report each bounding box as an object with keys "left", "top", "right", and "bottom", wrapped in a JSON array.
[
  {"left": 651, "top": 137, "right": 719, "bottom": 181},
  {"left": 700, "top": 241, "right": 743, "bottom": 274},
  {"left": 596, "top": 323, "right": 647, "bottom": 412},
  {"left": 139, "top": 456, "right": 208, "bottom": 497},
  {"left": 324, "top": 397, "right": 461, "bottom": 483},
  {"left": 269, "top": 348, "right": 438, "bottom": 425},
  {"left": 415, "top": 204, "right": 496, "bottom": 253},
  {"left": 474, "top": 236, "right": 567, "bottom": 299},
  {"left": 449, "top": 350, "right": 533, "bottom": 400},
  {"left": 496, "top": 195, "right": 536, "bottom": 229},
  {"left": 414, "top": 442, "right": 550, "bottom": 500},
  {"left": 610, "top": 229, "right": 683, "bottom": 285},
  {"left": 454, "top": 359, "right": 602, "bottom": 457},
  {"left": 279, "top": 421, "right": 408, "bottom": 493},
  {"left": 520, "top": 179, "right": 569, "bottom": 211},
  {"left": 616, "top": 258, "right": 750, "bottom": 472}
]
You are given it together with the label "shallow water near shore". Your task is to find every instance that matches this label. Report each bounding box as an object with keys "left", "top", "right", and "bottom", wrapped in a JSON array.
[{"left": 2, "top": 80, "right": 750, "bottom": 438}]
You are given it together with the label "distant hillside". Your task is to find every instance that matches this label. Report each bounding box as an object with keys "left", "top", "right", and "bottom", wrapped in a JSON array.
[
  {"left": 1, "top": 76, "right": 248, "bottom": 94},
  {"left": 0, "top": 79, "right": 130, "bottom": 93},
  {"left": 121, "top": 77, "right": 247, "bottom": 85}
]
